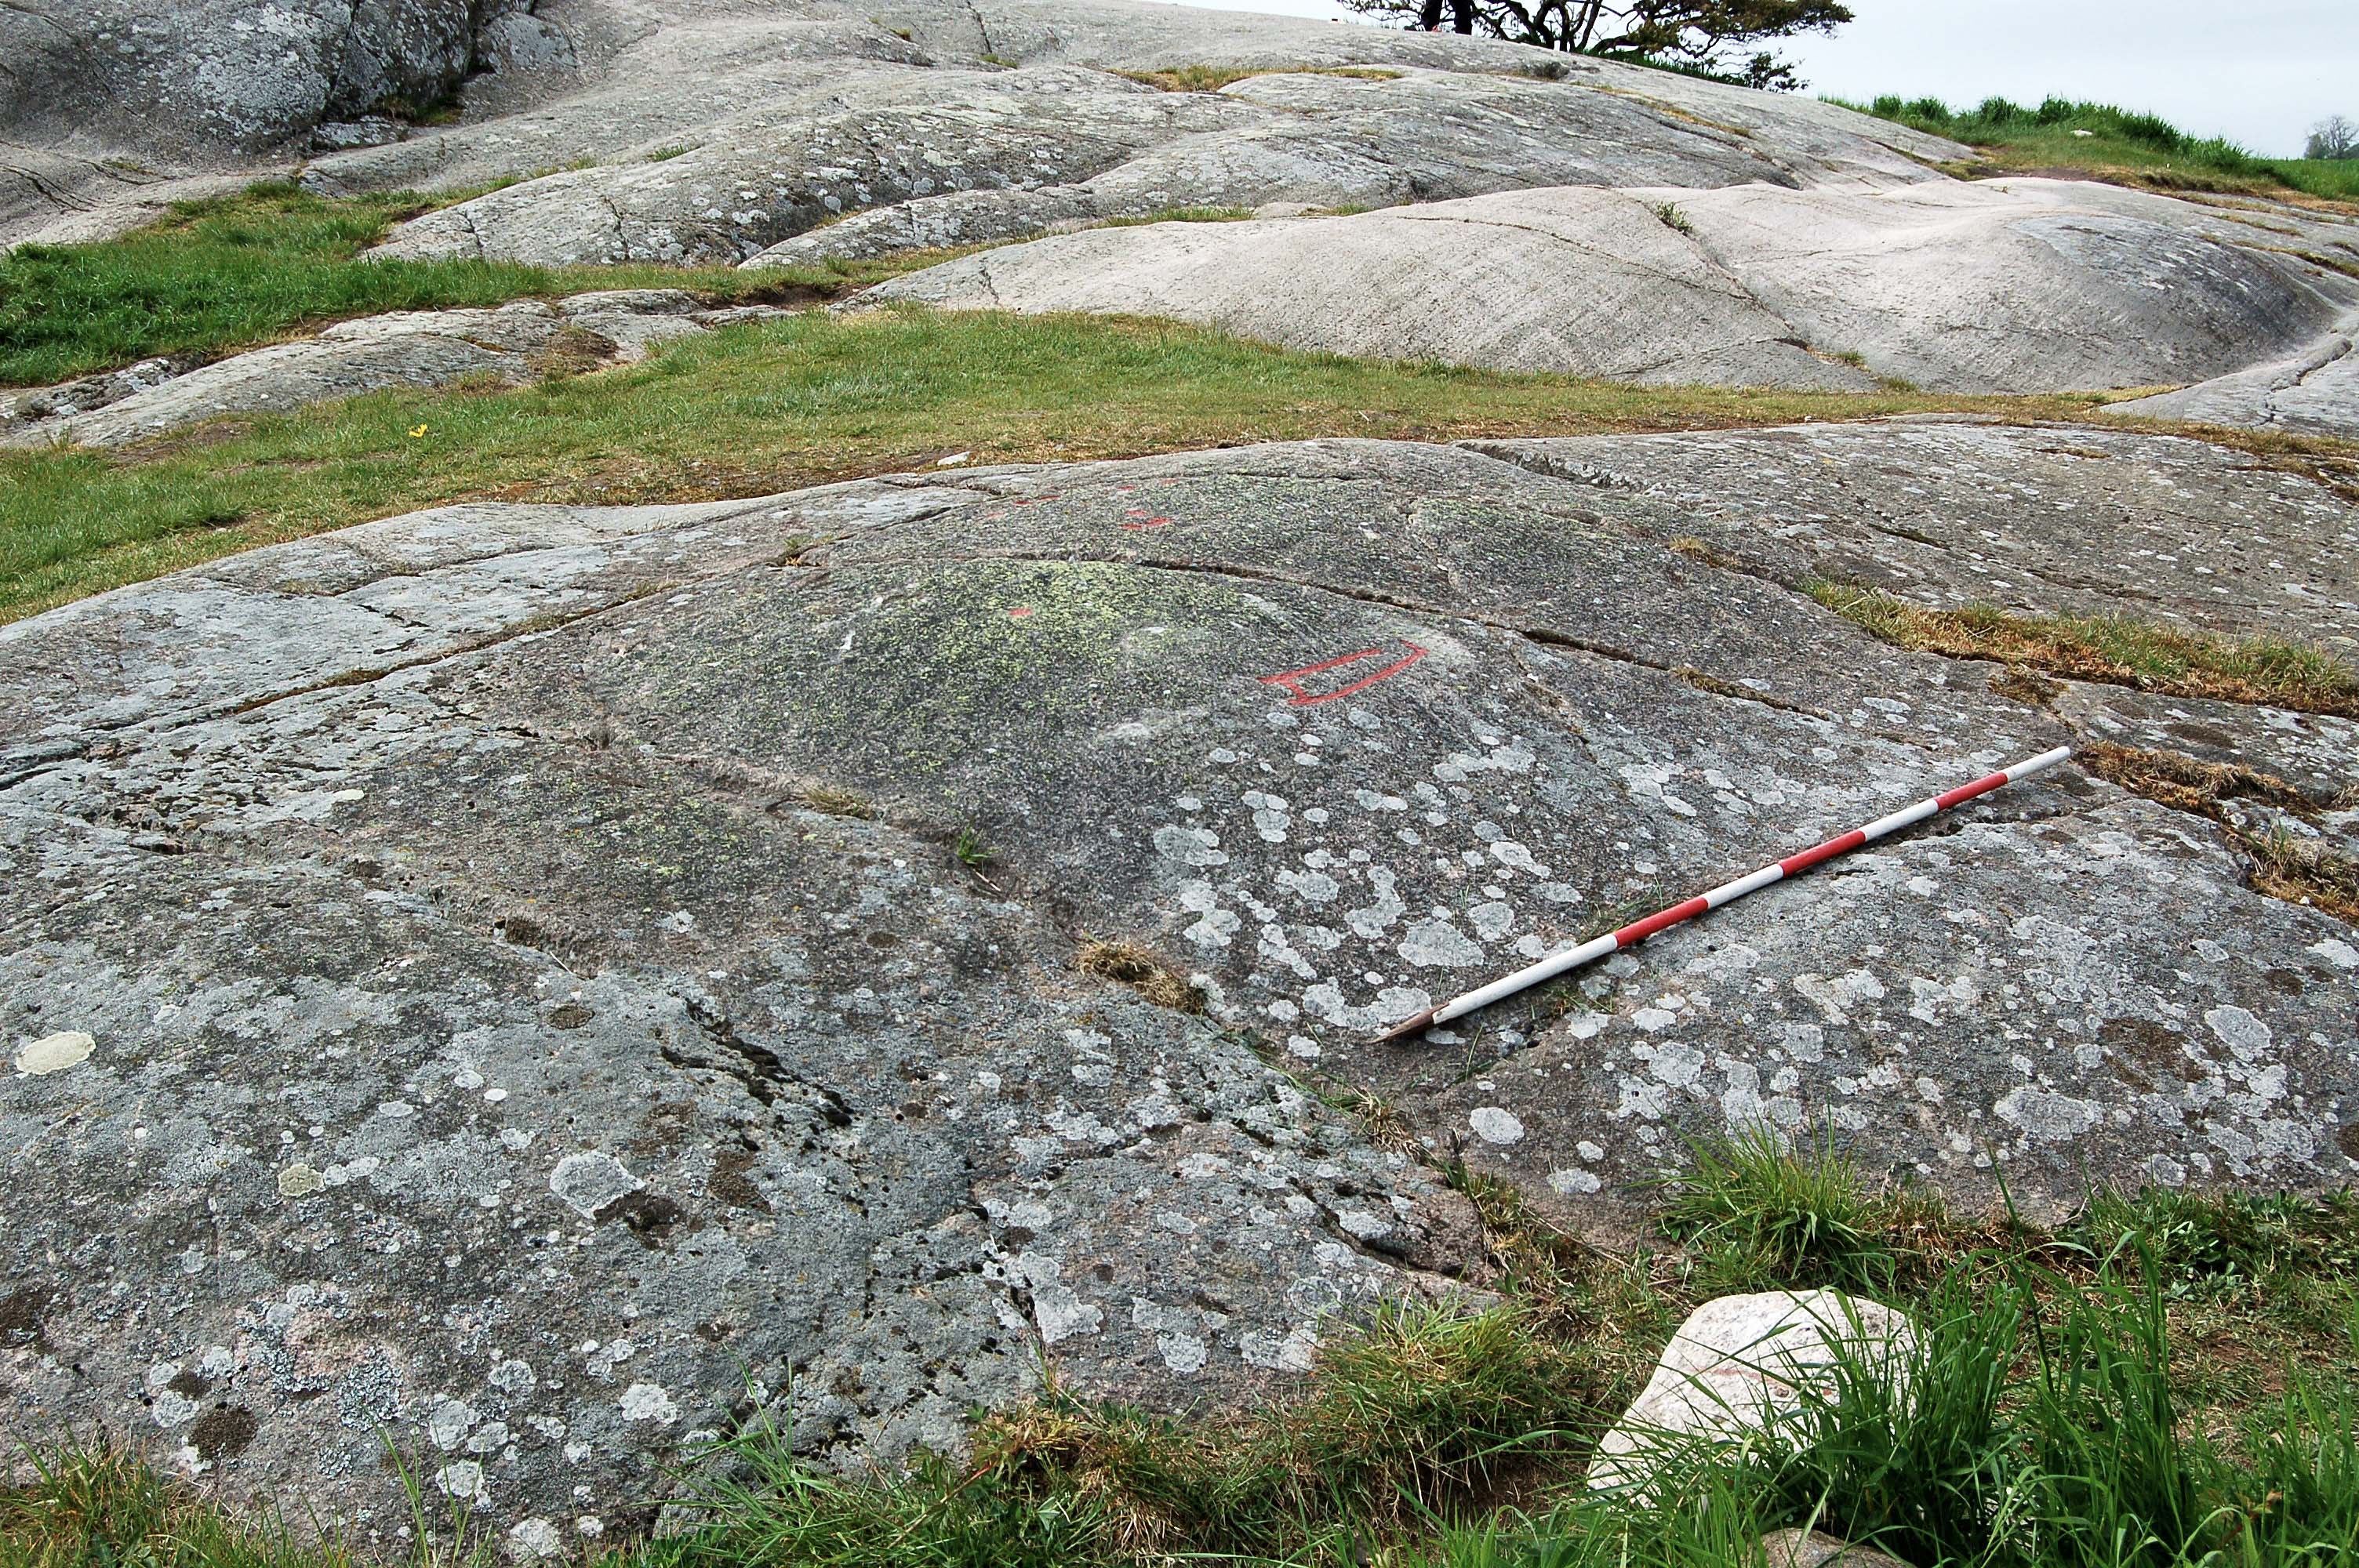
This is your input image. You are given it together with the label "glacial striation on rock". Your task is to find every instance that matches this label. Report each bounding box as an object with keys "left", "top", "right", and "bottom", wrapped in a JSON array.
[
  {"left": 863, "top": 176, "right": 2359, "bottom": 397},
  {"left": 4, "top": 423, "right": 2354, "bottom": 1537}
]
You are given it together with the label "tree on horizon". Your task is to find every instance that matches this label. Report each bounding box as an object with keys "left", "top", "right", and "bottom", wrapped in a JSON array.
[
  {"left": 2309, "top": 114, "right": 2358, "bottom": 159},
  {"left": 1347, "top": 0, "right": 1855, "bottom": 91}
]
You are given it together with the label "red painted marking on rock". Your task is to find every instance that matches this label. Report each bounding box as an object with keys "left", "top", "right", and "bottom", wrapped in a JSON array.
[
  {"left": 1258, "top": 643, "right": 1428, "bottom": 706},
  {"left": 1120, "top": 517, "right": 1172, "bottom": 530},
  {"left": 1008, "top": 607, "right": 1034, "bottom": 619}
]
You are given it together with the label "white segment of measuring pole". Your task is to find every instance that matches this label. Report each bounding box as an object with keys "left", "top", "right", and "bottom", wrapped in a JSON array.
[{"left": 1405, "top": 746, "right": 2074, "bottom": 1035}]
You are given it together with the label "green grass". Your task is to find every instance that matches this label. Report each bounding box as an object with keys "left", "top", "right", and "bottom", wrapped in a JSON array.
[
  {"left": 1828, "top": 94, "right": 2335, "bottom": 201},
  {"left": 0, "top": 307, "right": 2119, "bottom": 624},
  {"left": 1099, "top": 206, "right": 1256, "bottom": 227},
  {"left": 1654, "top": 1123, "right": 1910, "bottom": 1293},
  {"left": 2269, "top": 159, "right": 2359, "bottom": 201},
  {"left": 0, "top": 182, "right": 907, "bottom": 388},
  {"left": 9, "top": 1136, "right": 2352, "bottom": 1567}
]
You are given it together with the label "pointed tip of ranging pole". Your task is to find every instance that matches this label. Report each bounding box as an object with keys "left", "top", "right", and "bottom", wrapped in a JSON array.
[{"left": 1364, "top": 1007, "right": 1439, "bottom": 1047}]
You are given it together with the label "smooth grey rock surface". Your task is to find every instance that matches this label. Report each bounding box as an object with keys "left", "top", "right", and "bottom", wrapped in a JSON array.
[
  {"left": 730, "top": 64, "right": 1856, "bottom": 273},
  {"left": 2108, "top": 319, "right": 2359, "bottom": 437},
  {"left": 5, "top": 426, "right": 2356, "bottom": 1536},
  {"left": 2, "top": 293, "right": 779, "bottom": 450},
  {"left": 866, "top": 178, "right": 2359, "bottom": 397},
  {"left": 867, "top": 187, "right": 1877, "bottom": 388},
  {"left": 1464, "top": 419, "right": 2359, "bottom": 647}
]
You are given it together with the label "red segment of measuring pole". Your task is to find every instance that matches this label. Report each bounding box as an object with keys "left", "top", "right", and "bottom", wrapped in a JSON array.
[
  {"left": 1611, "top": 895, "right": 1711, "bottom": 948},
  {"left": 1779, "top": 828, "right": 1868, "bottom": 877},
  {"left": 1933, "top": 768, "right": 2012, "bottom": 811}
]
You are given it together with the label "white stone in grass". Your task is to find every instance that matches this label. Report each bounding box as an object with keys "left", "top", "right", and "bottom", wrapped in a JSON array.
[{"left": 1587, "top": 1290, "right": 1917, "bottom": 1491}]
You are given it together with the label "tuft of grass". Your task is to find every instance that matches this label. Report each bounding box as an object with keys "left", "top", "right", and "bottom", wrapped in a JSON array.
[
  {"left": 1805, "top": 582, "right": 2359, "bottom": 717},
  {"left": 795, "top": 784, "right": 874, "bottom": 819},
  {"left": 1653, "top": 1124, "right": 1903, "bottom": 1293},
  {"left": 1117, "top": 64, "right": 1401, "bottom": 93},
  {"left": 1076, "top": 937, "right": 1204, "bottom": 1013},
  {"left": 2245, "top": 827, "right": 2359, "bottom": 924},
  {"left": 1989, "top": 665, "right": 2066, "bottom": 706},
  {"left": 2078, "top": 742, "right": 2320, "bottom": 821},
  {"left": 1651, "top": 202, "right": 1695, "bottom": 236},
  {"left": 1665, "top": 536, "right": 1740, "bottom": 571},
  {"left": 0, "top": 1442, "right": 364, "bottom": 1568},
  {"left": 0, "top": 306, "right": 2124, "bottom": 625},
  {"left": 2070, "top": 1188, "right": 2359, "bottom": 1302},
  {"left": 951, "top": 826, "right": 997, "bottom": 870}
]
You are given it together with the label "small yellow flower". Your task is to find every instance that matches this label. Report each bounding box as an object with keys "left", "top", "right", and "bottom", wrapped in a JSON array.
[{"left": 409, "top": 424, "right": 430, "bottom": 439}]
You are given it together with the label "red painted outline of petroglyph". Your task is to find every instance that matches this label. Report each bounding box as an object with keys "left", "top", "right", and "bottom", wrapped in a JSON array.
[{"left": 1257, "top": 644, "right": 1428, "bottom": 706}]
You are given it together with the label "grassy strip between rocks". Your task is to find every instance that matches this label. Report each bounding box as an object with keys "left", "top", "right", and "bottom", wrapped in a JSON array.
[
  {"left": 0, "top": 183, "right": 947, "bottom": 389},
  {"left": 6, "top": 1132, "right": 2354, "bottom": 1567},
  {"left": 1803, "top": 583, "right": 2359, "bottom": 719},
  {"left": 1829, "top": 94, "right": 2354, "bottom": 206},
  {"left": 0, "top": 303, "right": 2128, "bottom": 624}
]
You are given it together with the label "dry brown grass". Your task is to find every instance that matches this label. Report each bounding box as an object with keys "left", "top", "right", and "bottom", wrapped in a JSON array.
[
  {"left": 1987, "top": 666, "right": 2066, "bottom": 706},
  {"left": 1664, "top": 535, "right": 1742, "bottom": 570},
  {"left": 2079, "top": 741, "right": 2319, "bottom": 819},
  {"left": 1115, "top": 64, "right": 1401, "bottom": 93},
  {"left": 1808, "top": 584, "right": 2359, "bottom": 717},
  {"left": 796, "top": 784, "right": 874, "bottom": 818},
  {"left": 1077, "top": 937, "right": 1204, "bottom": 1013},
  {"left": 2247, "top": 830, "right": 2359, "bottom": 925}
]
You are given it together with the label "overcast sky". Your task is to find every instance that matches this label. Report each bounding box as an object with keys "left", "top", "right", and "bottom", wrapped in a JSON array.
[{"left": 1158, "top": 0, "right": 2356, "bottom": 157}]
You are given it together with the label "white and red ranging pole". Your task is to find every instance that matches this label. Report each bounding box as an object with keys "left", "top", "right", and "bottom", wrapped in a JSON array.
[{"left": 1367, "top": 746, "right": 2074, "bottom": 1046}]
